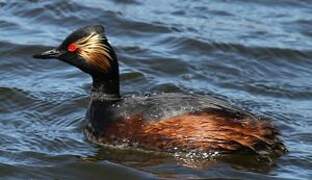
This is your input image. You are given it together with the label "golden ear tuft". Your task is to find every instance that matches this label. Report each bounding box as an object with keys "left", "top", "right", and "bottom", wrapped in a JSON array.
[{"left": 75, "top": 32, "right": 112, "bottom": 71}]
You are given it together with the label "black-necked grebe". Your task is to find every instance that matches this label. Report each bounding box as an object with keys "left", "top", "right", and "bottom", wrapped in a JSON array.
[{"left": 33, "top": 25, "right": 286, "bottom": 157}]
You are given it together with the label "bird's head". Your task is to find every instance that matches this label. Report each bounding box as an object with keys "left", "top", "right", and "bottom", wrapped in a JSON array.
[{"left": 33, "top": 25, "right": 118, "bottom": 77}]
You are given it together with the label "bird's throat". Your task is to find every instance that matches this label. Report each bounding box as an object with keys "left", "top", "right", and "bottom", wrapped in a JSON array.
[{"left": 91, "top": 76, "right": 120, "bottom": 101}]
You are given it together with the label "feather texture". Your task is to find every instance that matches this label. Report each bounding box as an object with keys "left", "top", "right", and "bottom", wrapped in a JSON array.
[
  {"left": 85, "top": 110, "right": 286, "bottom": 156},
  {"left": 75, "top": 32, "right": 112, "bottom": 71}
]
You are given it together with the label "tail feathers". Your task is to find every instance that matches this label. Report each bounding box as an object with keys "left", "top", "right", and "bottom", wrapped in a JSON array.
[{"left": 218, "top": 118, "right": 287, "bottom": 156}]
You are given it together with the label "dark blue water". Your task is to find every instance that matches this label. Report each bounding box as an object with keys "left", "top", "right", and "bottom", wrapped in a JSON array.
[{"left": 1, "top": 0, "right": 312, "bottom": 179}]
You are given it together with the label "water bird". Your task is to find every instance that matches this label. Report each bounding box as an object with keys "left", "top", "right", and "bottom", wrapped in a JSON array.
[{"left": 33, "top": 25, "right": 286, "bottom": 158}]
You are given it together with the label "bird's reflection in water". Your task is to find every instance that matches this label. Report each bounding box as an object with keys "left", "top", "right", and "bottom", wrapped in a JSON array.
[{"left": 81, "top": 145, "right": 280, "bottom": 173}]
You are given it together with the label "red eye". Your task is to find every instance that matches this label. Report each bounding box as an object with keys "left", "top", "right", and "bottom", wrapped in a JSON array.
[{"left": 67, "top": 43, "right": 78, "bottom": 52}]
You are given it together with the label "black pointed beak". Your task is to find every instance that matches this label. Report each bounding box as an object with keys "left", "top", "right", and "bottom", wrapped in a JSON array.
[{"left": 33, "top": 48, "right": 63, "bottom": 59}]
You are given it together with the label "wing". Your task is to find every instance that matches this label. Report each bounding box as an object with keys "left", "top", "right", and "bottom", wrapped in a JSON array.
[{"left": 113, "top": 93, "right": 256, "bottom": 121}]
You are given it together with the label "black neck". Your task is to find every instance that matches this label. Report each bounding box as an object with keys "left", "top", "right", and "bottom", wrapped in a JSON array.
[
  {"left": 88, "top": 74, "right": 121, "bottom": 136},
  {"left": 87, "top": 81, "right": 120, "bottom": 136},
  {"left": 91, "top": 75, "right": 121, "bottom": 101}
]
